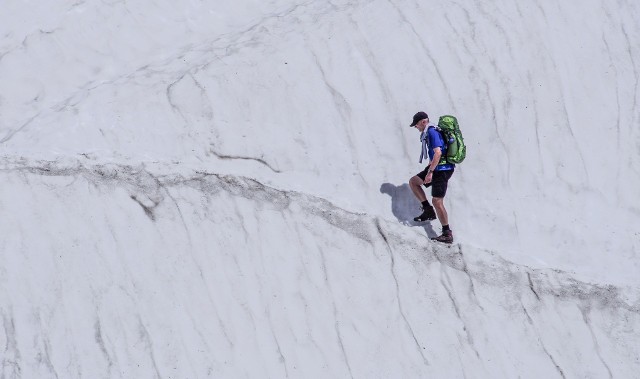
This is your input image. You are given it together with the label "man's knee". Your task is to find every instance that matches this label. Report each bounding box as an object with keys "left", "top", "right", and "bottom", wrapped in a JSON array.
[
  {"left": 433, "top": 197, "right": 444, "bottom": 206},
  {"left": 409, "top": 176, "right": 422, "bottom": 187}
]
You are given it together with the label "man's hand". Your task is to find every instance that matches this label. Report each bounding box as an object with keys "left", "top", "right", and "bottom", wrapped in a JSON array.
[
  {"left": 424, "top": 147, "right": 442, "bottom": 185},
  {"left": 424, "top": 171, "right": 433, "bottom": 184}
]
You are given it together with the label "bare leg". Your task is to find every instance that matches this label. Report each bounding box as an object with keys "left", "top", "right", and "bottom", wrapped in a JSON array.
[
  {"left": 432, "top": 197, "right": 448, "bottom": 226},
  {"left": 409, "top": 176, "right": 427, "bottom": 202}
]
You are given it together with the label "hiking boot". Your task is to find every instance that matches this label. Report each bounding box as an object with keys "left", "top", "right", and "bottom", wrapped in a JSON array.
[
  {"left": 431, "top": 230, "right": 453, "bottom": 244},
  {"left": 413, "top": 206, "right": 436, "bottom": 222}
]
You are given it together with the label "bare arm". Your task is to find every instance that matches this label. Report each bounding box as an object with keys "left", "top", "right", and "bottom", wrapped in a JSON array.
[{"left": 423, "top": 147, "right": 442, "bottom": 184}]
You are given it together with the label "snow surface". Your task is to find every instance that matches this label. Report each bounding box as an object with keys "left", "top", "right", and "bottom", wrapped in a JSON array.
[{"left": 0, "top": 0, "right": 639, "bottom": 378}]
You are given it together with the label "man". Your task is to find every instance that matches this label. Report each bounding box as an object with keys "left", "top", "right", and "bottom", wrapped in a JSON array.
[{"left": 409, "top": 111, "right": 455, "bottom": 243}]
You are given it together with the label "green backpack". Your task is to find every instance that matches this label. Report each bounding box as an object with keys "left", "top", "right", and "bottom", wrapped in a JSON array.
[{"left": 436, "top": 115, "right": 466, "bottom": 164}]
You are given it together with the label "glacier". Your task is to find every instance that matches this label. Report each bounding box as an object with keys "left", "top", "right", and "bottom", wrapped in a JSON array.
[{"left": 1, "top": 0, "right": 639, "bottom": 378}]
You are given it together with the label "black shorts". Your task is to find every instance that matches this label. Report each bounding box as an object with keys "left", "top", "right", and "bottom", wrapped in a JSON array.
[{"left": 416, "top": 167, "right": 454, "bottom": 198}]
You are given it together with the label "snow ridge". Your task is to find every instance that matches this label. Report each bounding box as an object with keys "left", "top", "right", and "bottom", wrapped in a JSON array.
[{"left": 1, "top": 157, "right": 638, "bottom": 377}]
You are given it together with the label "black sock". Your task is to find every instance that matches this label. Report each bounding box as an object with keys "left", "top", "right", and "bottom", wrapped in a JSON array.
[
  {"left": 421, "top": 200, "right": 431, "bottom": 209},
  {"left": 442, "top": 224, "right": 451, "bottom": 232}
]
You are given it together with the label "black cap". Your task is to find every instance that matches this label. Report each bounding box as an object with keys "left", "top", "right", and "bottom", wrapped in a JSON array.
[{"left": 410, "top": 111, "right": 429, "bottom": 127}]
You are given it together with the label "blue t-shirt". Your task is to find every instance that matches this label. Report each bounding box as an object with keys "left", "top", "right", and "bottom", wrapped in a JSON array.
[{"left": 426, "top": 127, "right": 455, "bottom": 171}]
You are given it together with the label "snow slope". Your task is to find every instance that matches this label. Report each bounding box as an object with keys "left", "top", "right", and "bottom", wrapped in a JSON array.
[{"left": 1, "top": 0, "right": 639, "bottom": 377}]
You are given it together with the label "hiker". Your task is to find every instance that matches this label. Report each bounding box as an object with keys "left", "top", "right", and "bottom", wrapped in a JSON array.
[{"left": 408, "top": 111, "right": 455, "bottom": 243}]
